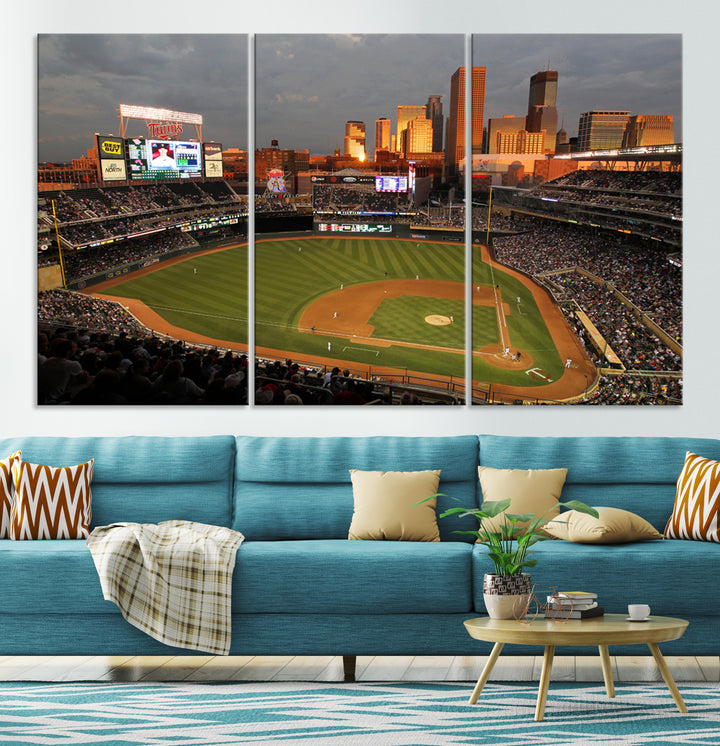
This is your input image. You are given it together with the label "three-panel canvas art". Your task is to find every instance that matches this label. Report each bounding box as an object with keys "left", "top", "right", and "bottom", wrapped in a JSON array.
[{"left": 37, "top": 34, "right": 682, "bottom": 406}]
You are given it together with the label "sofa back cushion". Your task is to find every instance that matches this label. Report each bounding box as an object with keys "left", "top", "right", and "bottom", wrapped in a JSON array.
[
  {"left": 0, "top": 436, "right": 236, "bottom": 529},
  {"left": 478, "top": 435, "right": 720, "bottom": 532},
  {"left": 233, "top": 436, "right": 479, "bottom": 541}
]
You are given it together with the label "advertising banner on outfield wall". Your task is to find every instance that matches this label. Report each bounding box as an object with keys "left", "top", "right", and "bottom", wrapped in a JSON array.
[{"left": 96, "top": 135, "right": 127, "bottom": 181}]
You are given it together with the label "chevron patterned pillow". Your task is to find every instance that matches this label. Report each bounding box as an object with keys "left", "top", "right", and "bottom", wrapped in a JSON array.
[
  {"left": 0, "top": 451, "right": 21, "bottom": 539},
  {"left": 664, "top": 451, "right": 720, "bottom": 543},
  {"left": 10, "top": 459, "right": 94, "bottom": 540}
]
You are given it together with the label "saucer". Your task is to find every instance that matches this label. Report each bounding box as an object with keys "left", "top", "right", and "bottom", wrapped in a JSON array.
[{"left": 626, "top": 617, "right": 650, "bottom": 622}]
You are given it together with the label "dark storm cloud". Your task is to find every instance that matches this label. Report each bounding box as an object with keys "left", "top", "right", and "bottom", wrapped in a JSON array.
[
  {"left": 38, "top": 35, "right": 248, "bottom": 162},
  {"left": 256, "top": 34, "right": 463, "bottom": 154},
  {"left": 38, "top": 32, "right": 681, "bottom": 162},
  {"left": 475, "top": 34, "right": 682, "bottom": 138}
]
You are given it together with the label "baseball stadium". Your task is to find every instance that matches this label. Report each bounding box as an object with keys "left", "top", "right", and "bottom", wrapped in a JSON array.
[{"left": 37, "top": 109, "right": 682, "bottom": 406}]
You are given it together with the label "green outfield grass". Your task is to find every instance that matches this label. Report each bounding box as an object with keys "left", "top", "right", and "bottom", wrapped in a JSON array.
[{"left": 99, "top": 235, "right": 563, "bottom": 386}]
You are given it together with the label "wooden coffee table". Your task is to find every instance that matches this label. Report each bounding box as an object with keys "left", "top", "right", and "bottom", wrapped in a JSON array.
[{"left": 463, "top": 613, "right": 689, "bottom": 721}]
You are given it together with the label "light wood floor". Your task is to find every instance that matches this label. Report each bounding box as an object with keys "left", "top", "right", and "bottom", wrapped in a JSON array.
[{"left": 0, "top": 655, "right": 718, "bottom": 683}]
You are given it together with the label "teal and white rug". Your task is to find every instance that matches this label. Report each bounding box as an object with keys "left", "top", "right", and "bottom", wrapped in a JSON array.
[{"left": 1, "top": 680, "right": 718, "bottom": 745}]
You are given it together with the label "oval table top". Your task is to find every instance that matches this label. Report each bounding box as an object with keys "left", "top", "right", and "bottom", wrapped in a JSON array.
[{"left": 464, "top": 613, "right": 688, "bottom": 646}]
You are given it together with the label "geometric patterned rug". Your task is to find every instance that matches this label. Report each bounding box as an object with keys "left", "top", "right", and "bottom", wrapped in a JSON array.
[{"left": 1, "top": 680, "right": 718, "bottom": 745}]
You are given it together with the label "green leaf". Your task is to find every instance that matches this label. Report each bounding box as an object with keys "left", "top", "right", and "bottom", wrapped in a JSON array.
[
  {"left": 559, "top": 500, "right": 599, "bottom": 519},
  {"left": 479, "top": 498, "right": 511, "bottom": 516}
]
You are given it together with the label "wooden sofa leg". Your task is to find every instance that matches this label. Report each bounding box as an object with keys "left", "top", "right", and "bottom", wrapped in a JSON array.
[{"left": 342, "top": 655, "right": 357, "bottom": 682}]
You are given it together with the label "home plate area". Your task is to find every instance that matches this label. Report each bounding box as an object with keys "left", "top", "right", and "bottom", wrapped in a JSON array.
[{"left": 0, "top": 680, "right": 717, "bottom": 744}]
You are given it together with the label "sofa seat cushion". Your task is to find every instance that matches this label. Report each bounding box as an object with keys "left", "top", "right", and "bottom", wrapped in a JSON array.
[
  {"left": 232, "top": 540, "right": 473, "bottom": 614},
  {"left": 0, "top": 540, "right": 108, "bottom": 614},
  {"left": 471, "top": 539, "right": 720, "bottom": 617}
]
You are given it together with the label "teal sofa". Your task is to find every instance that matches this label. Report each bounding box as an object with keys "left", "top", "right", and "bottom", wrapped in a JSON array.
[{"left": 0, "top": 434, "right": 717, "bottom": 680}]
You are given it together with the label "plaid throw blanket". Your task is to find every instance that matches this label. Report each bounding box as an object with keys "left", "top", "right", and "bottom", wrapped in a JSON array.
[{"left": 87, "top": 521, "right": 244, "bottom": 655}]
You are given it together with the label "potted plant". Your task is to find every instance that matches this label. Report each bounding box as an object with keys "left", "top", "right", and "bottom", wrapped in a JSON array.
[{"left": 416, "top": 495, "right": 599, "bottom": 619}]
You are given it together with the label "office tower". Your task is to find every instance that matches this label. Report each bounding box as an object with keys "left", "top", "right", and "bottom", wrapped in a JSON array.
[
  {"left": 426, "top": 95, "right": 444, "bottom": 153},
  {"left": 344, "top": 121, "right": 366, "bottom": 160},
  {"left": 406, "top": 117, "right": 434, "bottom": 155},
  {"left": 577, "top": 111, "right": 630, "bottom": 150},
  {"left": 446, "top": 66, "right": 485, "bottom": 177},
  {"left": 495, "top": 129, "right": 545, "bottom": 155},
  {"left": 374, "top": 118, "right": 392, "bottom": 160},
  {"left": 526, "top": 70, "right": 558, "bottom": 153},
  {"left": 621, "top": 115, "right": 675, "bottom": 147},
  {"left": 396, "top": 105, "right": 427, "bottom": 154},
  {"left": 487, "top": 115, "right": 526, "bottom": 155}
]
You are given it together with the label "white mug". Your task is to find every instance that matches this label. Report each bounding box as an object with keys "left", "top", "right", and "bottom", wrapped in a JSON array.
[{"left": 628, "top": 604, "right": 650, "bottom": 620}]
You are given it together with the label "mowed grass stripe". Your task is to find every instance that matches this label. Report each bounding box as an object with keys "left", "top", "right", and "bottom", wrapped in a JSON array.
[
  {"left": 98, "top": 244, "right": 248, "bottom": 344},
  {"left": 98, "top": 237, "right": 563, "bottom": 386}
]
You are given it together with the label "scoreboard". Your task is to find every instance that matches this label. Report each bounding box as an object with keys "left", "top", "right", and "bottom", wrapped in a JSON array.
[
  {"left": 127, "top": 138, "right": 203, "bottom": 180},
  {"left": 375, "top": 175, "right": 408, "bottom": 193}
]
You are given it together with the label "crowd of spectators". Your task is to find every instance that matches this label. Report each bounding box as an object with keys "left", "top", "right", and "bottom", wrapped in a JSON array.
[
  {"left": 38, "top": 291, "right": 248, "bottom": 405},
  {"left": 493, "top": 221, "right": 682, "bottom": 344},
  {"left": 51, "top": 229, "right": 198, "bottom": 282},
  {"left": 548, "top": 170, "right": 681, "bottom": 195}
]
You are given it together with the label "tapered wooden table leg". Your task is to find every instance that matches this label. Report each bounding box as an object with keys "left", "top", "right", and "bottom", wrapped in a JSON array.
[
  {"left": 648, "top": 642, "right": 688, "bottom": 713},
  {"left": 598, "top": 644, "right": 615, "bottom": 697},
  {"left": 535, "top": 644, "right": 555, "bottom": 721},
  {"left": 468, "top": 642, "right": 504, "bottom": 704}
]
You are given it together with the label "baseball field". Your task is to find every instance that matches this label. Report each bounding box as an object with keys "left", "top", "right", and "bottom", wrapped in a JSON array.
[{"left": 92, "top": 234, "right": 595, "bottom": 400}]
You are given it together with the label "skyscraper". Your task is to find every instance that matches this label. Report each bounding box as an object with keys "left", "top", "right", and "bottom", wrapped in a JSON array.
[
  {"left": 577, "top": 111, "right": 631, "bottom": 150},
  {"left": 446, "top": 66, "right": 486, "bottom": 177},
  {"left": 374, "top": 117, "right": 392, "bottom": 160},
  {"left": 406, "top": 117, "right": 434, "bottom": 155},
  {"left": 425, "top": 95, "right": 444, "bottom": 153},
  {"left": 344, "top": 121, "right": 366, "bottom": 160},
  {"left": 621, "top": 115, "right": 675, "bottom": 147},
  {"left": 526, "top": 70, "right": 558, "bottom": 153},
  {"left": 396, "top": 105, "right": 427, "bottom": 156}
]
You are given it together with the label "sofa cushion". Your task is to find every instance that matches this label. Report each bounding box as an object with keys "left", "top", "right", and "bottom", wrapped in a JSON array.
[
  {"left": 348, "top": 469, "right": 441, "bottom": 541},
  {"left": 665, "top": 452, "right": 720, "bottom": 543},
  {"left": 11, "top": 458, "right": 93, "bottom": 540},
  {"left": 0, "top": 540, "right": 109, "bottom": 614},
  {"left": 232, "top": 540, "right": 473, "bottom": 614},
  {"left": 478, "top": 435, "right": 720, "bottom": 532},
  {"left": 477, "top": 466, "right": 566, "bottom": 532},
  {"left": 0, "top": 436, "right": 236, "bottom": 528},
  {"left": 471, "top": 538, "right": 720, "bottom": 617},
  {"left": 0, "top": 450, "right": 20, "bottom": 539},
  {"left": 544, "top": 506, "right": 664, "bottom": 544},
  {"left": 233, "top": 436, "right": 479, "bottom": 541}
]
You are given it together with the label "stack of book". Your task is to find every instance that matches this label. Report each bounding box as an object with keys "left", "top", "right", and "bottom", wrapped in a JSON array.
[{"left": 545, "top": 591, "right": 604, "bottom": 619}]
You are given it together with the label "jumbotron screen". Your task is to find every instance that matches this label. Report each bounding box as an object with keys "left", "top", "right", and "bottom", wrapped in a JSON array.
[
  {"left": 375, "top": 175, "right": 408, "bottom": 193},
  {"left": 127, "top": 137, "right": 203, "bottom": 180}
]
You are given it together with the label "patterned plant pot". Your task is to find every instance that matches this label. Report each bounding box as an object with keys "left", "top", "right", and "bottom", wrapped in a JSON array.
[{"left": 483, "top": 573, "right": 532, "bottom": 620}]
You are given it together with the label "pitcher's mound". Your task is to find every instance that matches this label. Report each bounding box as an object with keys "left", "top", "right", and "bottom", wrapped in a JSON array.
[{"left": 425, "top": 314, "right": 452, "bottom": 326}]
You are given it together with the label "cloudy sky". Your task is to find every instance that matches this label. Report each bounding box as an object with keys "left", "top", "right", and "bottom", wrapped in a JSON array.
[
  {"left": 38, "top": 33, "right": 681, "bottom": 162},
  {"left": 38, "top": 35, "right": 249, "bottom": 163}
]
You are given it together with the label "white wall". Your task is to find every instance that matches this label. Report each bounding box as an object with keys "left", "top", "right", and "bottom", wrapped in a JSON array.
[{"left": 5, "top": 0, "right": 717, "bottom": 441}]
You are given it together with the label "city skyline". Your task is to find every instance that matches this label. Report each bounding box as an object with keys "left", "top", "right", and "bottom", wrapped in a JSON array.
[{"left": 38, "top": 33, "right": 681, "bottom": 164}]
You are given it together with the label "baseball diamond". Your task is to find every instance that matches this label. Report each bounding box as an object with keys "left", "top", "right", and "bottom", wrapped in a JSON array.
[{"left": 90, "top": 234, "right": 594, "bottom": 402}]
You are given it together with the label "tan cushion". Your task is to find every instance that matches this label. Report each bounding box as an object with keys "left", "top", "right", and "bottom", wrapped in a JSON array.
[
  {"left": 348, "top": 469, "right": 441, "bottom": 541},
  {"left": 11, "top": 459, "right": 94, "bottom": 540},
  {"left": 664, "top": 451, "right": 720, "bottom": 543},
  {"left": 477, "top": 466, "right": 567, "bottom": 532},
  {"left": 544, "top": 506, "right": 664, "bottom": 543}
]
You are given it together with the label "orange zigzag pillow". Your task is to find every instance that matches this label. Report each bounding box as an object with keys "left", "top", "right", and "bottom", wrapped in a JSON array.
[
  {"left": 664, "top": 451, "right": 720, "bottom": 543},
  {"left": 11, "top": 459, "right": 94, "bottom": 540},
  {"left": 0, "top": 451, "right": 21, "bottom": 539}
]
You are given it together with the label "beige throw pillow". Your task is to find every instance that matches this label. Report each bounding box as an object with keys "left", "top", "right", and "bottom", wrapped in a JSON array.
[
  {"left": 477, "top": 466, "right": 567, "bottom": 533},
  {"left": 544, "top": 506, "right": 664, "bottom": 543},
  {"left": 348, "top": 469, "right": 441, "bottom": 541}
]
